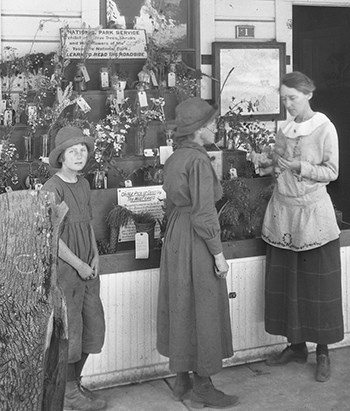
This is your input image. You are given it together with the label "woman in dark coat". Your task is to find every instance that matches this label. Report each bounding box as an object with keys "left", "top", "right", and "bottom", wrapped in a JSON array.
[{"left": 157, "top": 97, "right": 238, "bottom": 409}]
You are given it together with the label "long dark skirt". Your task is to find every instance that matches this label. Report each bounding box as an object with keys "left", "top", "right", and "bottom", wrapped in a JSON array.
[{"left": 265, "top": 239, "right": 344, "bottom": 345}]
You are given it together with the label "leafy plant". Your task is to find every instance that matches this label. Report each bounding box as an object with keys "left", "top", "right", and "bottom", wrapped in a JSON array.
[
  {"left": 132, "top": 211, "right": 156, "bottom": 225},
  {"left": 106, "top": 204, "right": 134, "bottom": 253},
  {"left": 218, "top": 178, "right": 274, "bottom": 241},
  {"left": 218, "top": 97, "right": 276, "bottom": 153}
]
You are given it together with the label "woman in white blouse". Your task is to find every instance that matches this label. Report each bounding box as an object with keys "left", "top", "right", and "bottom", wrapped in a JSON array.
[{"left": 259, "top": 71, "right": 344, "bottom": 382}]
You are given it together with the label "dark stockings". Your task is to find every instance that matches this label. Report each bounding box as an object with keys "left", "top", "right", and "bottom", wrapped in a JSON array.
[
  {"left": 290, "top": 342, "right": 328, "bottom": 356},
  {"left": 66, "top": 352, "right": 90, "bottom": 382}
]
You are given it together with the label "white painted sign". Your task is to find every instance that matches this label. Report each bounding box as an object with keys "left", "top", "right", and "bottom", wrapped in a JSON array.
[
  {"left": 61, "top": 28, "right": 147, "bottom": 60},
  {"left": 117, "top": 185, "right": 166, "bottom": 242}
]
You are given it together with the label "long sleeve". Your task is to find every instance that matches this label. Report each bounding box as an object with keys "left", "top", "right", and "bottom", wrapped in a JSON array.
[
  {"left": 300, "top": 122, "right": 339, "bottom": 182},
  {"left": 188, "top": 157, "right": 223, "bottom": 255}
]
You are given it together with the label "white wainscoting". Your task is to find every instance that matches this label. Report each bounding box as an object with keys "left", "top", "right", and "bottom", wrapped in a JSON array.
[{"left": 83, "top": 247, "right": 350, "bottom": 389}]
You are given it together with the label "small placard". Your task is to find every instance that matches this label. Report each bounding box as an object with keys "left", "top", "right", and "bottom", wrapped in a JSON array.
[
  {"left": 117, "top": 185, "right": 166, "bottom": 242},
  {"left": 235, "top": 25, "right": 255, "bottom": 38}
]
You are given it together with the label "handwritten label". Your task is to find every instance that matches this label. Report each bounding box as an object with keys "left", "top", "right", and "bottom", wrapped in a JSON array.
[
  {"left": 61, "top": 28, "right": 147, "bottom": 60},
  {"left": 117, "top": 185, "right": 166, "bottom": 242}
]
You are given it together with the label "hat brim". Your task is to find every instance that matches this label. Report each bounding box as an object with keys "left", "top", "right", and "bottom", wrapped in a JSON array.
[
  {"left": 173, "top": 105, "right": 219, "bottom": 138},
  {"left": 49, "top": 136, "right": 95, "bottom": 168}
]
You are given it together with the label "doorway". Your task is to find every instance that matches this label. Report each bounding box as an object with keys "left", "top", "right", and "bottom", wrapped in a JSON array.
[{"left": 293, "top": 5, "right": 350, "bottom": 223}]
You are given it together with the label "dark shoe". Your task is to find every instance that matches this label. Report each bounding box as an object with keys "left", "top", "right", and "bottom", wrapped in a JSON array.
[
  {"left": 316, "top": 354, "right": 331, "bottom": 382},
  {"left": 64, "top": 381, "right": 106, "bottom": 411},
  {"left": 77, "top": 377, "right": 98, "bottom": 400},
  {"left": 172, "top": 372, "right": 193, "bottom": 401},
  {"left": 266, "top": 345, "right": 308, "bottom": 366},
  {"left": 191, "top": 378, "right": 239, "bottom": 409}
]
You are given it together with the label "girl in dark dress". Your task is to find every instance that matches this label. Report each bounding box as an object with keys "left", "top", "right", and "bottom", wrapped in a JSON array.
[{"left": 43, "top": 127, "right": 106, "bottom": 411}]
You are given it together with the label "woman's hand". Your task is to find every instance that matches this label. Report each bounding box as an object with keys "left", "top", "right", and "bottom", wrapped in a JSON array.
[
  {"left": 278, "top": 157, "right": 301, "bottom": 173},
  {"left": 214, "top": 252, "right": 229, "bottom": 279}
]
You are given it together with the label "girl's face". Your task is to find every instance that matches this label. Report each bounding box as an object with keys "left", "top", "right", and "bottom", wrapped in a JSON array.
[
  {"left": 199, "top": 119, "right": 217, "bottom": 145},
  {"left": 280, "top": 84, "right": 312, "bottom": 119},
  {"left": 61, "top": 143, "right": 89, "bottom": 172}
]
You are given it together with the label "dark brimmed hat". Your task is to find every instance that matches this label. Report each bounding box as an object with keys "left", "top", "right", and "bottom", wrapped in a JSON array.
[
  {"left": 172, "top": 97, "right": 219, "bottom": 137},
  {"left": 49, "top": 126, "right": 95, "bottom": 168}
]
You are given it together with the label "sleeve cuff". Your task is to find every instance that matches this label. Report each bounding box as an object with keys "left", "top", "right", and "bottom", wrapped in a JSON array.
[{"left": 205, "top": 233, "right": 223, "bottom": 255}]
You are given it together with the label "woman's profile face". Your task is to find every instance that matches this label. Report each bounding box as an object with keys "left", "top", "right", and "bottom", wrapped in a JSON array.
[
  {"left": 280, "top": 84, "right": 312, "bottom": 119},
  {"left": 199, "top": 119, "right": 217, "bottom": 145}
]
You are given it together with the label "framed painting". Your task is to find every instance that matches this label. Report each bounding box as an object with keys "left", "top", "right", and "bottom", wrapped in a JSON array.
[{"left": 212, "top": 42, "right": 286, "bottom": 121}]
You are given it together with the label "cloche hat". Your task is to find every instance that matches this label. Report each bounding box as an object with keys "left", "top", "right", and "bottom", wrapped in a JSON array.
[
  {"left": 49, "top": 126, "right": 95, "bottom": 168},
  {"left": 173, "top": 97, "right": 219, "bottom": 137}
]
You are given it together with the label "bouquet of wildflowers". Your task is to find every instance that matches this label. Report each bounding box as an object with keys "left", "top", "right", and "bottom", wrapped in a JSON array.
[
  {"left": 133, "top": 97, "right": 166, "bottom": 132},
  {"left": 0, "top": 140, "right": 18, "bottom": 188},
  {"left": 222, "top": 97, "right": 275, "bottom": 153},
  {"left": 93, "top": 101, "right": 134, "bottom": 168}
]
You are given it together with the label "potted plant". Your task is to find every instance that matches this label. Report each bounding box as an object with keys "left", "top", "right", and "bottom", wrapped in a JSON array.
[
  {"left": 218, "top": 178, "right": 274, "bottom": 241},
  {"left": 106, "top": 204, "right": 134, "bottom": 253},
  {"left": 132, "top": 211, "right": 157, "bottom": 249},
  {"left": 216, "top": 97, "right": 276, "bottom": 178}
]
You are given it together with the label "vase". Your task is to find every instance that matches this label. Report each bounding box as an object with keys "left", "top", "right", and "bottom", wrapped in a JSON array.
[
  {"left": 93, "top": 170, "right": 106, "bottom": 189},
  {"left": 135, "top": 127, "right": 146, "bottom": 156},
  {"left": 23, "top": 135, "right": 33, "bottom": 161},
  {"left": 41, "top": 134, "right": 49, "bottom": 158}
]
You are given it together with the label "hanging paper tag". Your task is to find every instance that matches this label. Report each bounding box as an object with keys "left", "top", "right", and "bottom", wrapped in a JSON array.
[
  {"left": 80, "top": 65, "right": 90, "bottom": 82},
  {"left": 167, "top": 72, "right": 176, "bottom": 87},
  {"left": 0, "top": 100, "right": 7, "bottom": 114},
  {"left": 100, "top": 71, "right": 109, "bottom": 89},
  {"left": 76, "top": 96, "right": 91, "bottom": 113},
  {"left": 56, "top": 86, "right": 63, "bottom": 104},
  {"left": 117, "top": 81, "right": 126, "bottom": 91},
  {"left": 138, "top": 91, "right": 148, "bottom": 107},
  {"left": 27, "top": 104, "right": 37, "bottom": 122},
  {"left": 159, "top": 146, "right": 174, "bottom": 165},
  {"left": 150, "top": 70, "right": 158, "bottom": 86},
  {"left": 135, "top": 232, "right": 149, "bottom": 259},
  {"left": 116, "top": 89, "right": 124, "bottom": 104},
  {"left": 3, "top": 109, "right": 13, "bottom": 126}
]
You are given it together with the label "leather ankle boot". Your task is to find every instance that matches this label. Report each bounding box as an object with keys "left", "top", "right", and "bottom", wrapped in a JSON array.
[
  {"left": 316, "top": 354, "right": 331, "bottom": 382},
  {"left": 172, "top": 372, "right": 192, "bottom": 401},
  {"left": 64, "top": 380, "right": 106, "bottom": 410},
  {"left": 191, "top": 374, "right": 239, "bottom": 409}
]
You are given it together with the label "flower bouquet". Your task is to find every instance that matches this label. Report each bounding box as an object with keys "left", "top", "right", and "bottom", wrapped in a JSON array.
[
  {"left": 0, "top": 140, "right": 18, "bottom": 191},
  {"left": 132, "top": 97, "right": 166, "bottom": 155},
  {"left": 93, "top": 100, "right": 134, "bottom": 168}
]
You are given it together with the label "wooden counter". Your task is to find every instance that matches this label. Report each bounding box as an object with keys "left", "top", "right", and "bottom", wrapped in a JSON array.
[{"left": 99, "top": 228, "right": 350, "bottom": 274}]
